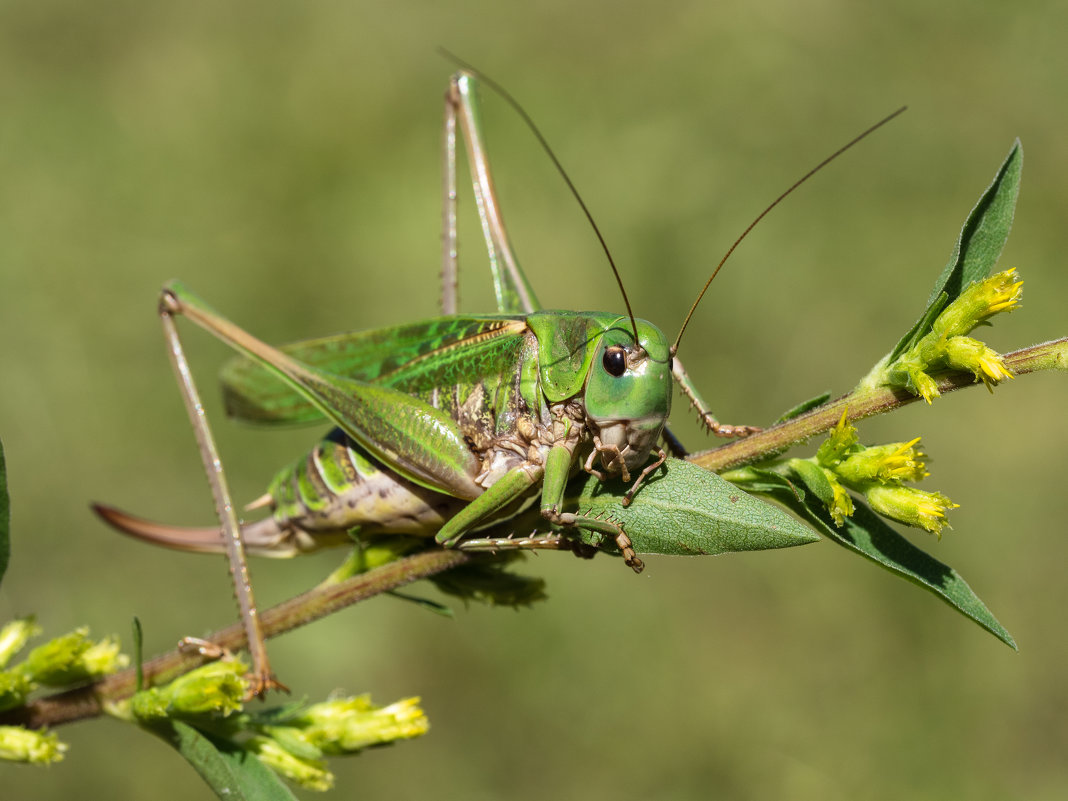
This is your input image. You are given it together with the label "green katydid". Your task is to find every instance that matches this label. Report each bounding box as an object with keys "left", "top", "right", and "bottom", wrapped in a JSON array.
[{"left": 94, "top": 71, "right": 901, "bottom": 695}]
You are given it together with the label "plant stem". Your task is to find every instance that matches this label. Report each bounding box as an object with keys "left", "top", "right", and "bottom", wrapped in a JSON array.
[
  {"left": 0, "top": 548, "right": 471, "bottom": 730},
  {"left": 689, "top": 338, "right": 1068, "bottom": 472}
]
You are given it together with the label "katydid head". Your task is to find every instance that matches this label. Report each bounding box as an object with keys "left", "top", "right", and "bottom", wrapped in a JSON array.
[{"left": 583, "top": 318, "right": 673, "bottom": 474}]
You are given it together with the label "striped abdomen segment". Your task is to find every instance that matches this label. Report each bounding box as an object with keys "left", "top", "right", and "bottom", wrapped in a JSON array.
[{"left": 268, "top": 428, "right": 464, "bottom": 539}]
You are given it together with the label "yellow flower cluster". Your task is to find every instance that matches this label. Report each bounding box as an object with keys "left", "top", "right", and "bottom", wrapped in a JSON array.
[
  {"left": 125, "top": 660, "right": 429, "bottom": 793},
  {"left": 889, "top": 269, "right": 1022, "bottom": 402},
  {"left": 0, "top": 619, "right": 128, "bottom": 765},
  {"left": 794, "top": 412, "right": 957, "bottom": 537},
  {"left": 254, "top": 695, "right": 429, "bottom": 790}
]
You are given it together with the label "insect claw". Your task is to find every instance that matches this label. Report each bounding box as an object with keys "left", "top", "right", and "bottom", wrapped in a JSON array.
[
  {"left": 616, "top": 529, "right": 644, "bottom": 574},
  {"left": 245, "top": 671, "right": 290, "bottom": 701}
]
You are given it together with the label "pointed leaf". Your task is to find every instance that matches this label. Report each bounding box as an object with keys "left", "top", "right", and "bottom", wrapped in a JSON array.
[
  {"left": 145, "top": 720, "right": 298, "bottom": 801},
  {"left": 759, "top": 486, "right": 1015, "bottom": 648},
  {"left": 132, "top": 617, "right": 145, "bottom": 693},
  {"left": 571, "top": 458, "right": 819, "bottom": 556},
  {"left": 927, "top": 139, "right": 1022, "bottom": 306},
  {"left": 887, "top": 140, "right": 1022, "bottom": 362},
  {"left": 786, "top": 459, "right": 835, "bottom": 508}
]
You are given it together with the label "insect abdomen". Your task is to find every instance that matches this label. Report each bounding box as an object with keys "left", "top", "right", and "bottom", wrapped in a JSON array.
[{"left": 268, "top": 428, "right": 464, "bottom": 538}]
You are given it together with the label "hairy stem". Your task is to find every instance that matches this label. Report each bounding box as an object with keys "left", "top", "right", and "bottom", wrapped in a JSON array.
[
  {"left": 0, "top": 548, "right": 471, "bottom": 730},
  {"left": 689, "top": 338, "right": 1068, "bottom": 472}
]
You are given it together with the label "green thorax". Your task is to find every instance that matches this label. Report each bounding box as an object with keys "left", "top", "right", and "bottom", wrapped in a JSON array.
[
  {"left": 526, "top": 310, "right": 673, "bottom": 421},
  {"left": 222, "top": 315, "right": 535, "bottom": 430}
]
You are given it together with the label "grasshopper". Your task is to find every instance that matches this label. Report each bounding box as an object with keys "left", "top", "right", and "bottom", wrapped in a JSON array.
[{"left": 95, "top": 71, "right": 896, "bottom": 694}]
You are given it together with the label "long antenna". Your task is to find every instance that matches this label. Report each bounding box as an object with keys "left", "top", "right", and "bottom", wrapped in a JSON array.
[
  {"left": 439, "top": 50, "right": 640, "bottom": 342},
  {"left": 671, "top": 106, "right": 907, "bottom": 355}
]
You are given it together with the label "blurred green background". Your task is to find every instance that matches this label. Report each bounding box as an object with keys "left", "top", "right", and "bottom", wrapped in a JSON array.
[{"left": 1, "top": 0, "right": 1065, "bottom": 798}]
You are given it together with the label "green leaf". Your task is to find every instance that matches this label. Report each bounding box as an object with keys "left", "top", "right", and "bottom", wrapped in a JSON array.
[
  {"left": 0, "top": 437, "right": 8, "bottom": 588},
  {"left": 572, "top": 458, "right": 820, "bottom": 556},
  {"left": 132, "top": 617, "right": 145, "bottom": 693},
  {"left": 761, "top": 486, "right": 1016, "bottom": 649},
  {"left": 145, "top": 720, "right": 298, "bottom": 801},
  {"left": 785, "top": 459, "right": 835, "bottom": 508},
  {"left": 927, "top": 140, "right": 1022, "bottom": 306},
  {"left": 887, "top": 140, "right": 1022, "bottom": 363}
]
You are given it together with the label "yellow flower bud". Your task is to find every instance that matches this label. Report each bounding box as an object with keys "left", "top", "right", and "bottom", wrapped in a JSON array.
[
  {"left": 816, "top": 410, "right": 859, "bottom": 467},
  {"left": 827, "top": 476, "right": 854, "bottom": 526},
  {"left": 877, "top": 270, "right": 1022, "bottom": 402},
  {"left": 864, "top": 484, "right": 959, "bottom": 537},
  {"left": 837, "top": 438, "right": 928, "bottom": 484},
  {"left": 0, "top": 669, "right": 35, "bottom": 712},
  {"left": 944, "top": 336, "right": 1014, "bottom": 389},
  {"left": 0, "top": 725, "right": 67, "bottom": 764},
  {"left": 295, "top": 695, "right": 429, "bottom": 755},
  {"left": 131, "top": 659, "right": 249, "bottom": 721},
  {"left": 0, "top": 618, "right": 41, "bottom": 669},
  {"left": 933, "top": 269, "right": 1023, "bottom": 338},
  {"left": 248, "top": 735, "right": 334, "bottom": 791}
]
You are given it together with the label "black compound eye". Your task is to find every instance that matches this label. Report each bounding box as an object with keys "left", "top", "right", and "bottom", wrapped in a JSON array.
[{"left": 602, "top": 346, "right": 627, "bottom": 377}]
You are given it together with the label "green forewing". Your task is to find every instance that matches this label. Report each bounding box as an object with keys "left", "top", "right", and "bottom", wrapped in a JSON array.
[
  {"left": 290, "top": 367, "right": 484, "bottom": 499},
  {"left": 221, "top": 316, "right": 527, "bottom": 425}
]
